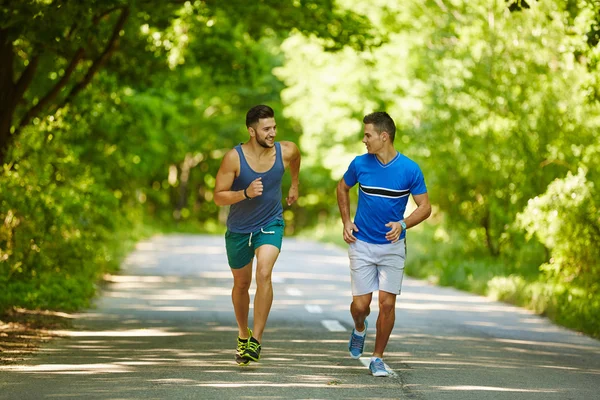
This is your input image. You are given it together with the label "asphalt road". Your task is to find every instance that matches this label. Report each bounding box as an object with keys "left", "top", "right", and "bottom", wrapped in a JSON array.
[{"left": 1, "top": 235, "right": 599, "bottom": 400}]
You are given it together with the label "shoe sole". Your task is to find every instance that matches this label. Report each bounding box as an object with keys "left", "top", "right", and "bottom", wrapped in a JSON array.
[
  {"left": 235, "top": 354, "right": 250, "bottom": 366},
  {"left": 372, "top": 371, "right": 389, "bottom": 377},
  {"left": 349, "top": 352, "right": 362, "bottom": 360},
  {"left": 242, "top": 353, "right": 260, "bottom": 362}
]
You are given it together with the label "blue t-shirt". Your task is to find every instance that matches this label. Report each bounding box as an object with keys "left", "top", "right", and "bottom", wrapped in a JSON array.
[{"left": 343, "top": 152, "right": 427, "bottom": 244}]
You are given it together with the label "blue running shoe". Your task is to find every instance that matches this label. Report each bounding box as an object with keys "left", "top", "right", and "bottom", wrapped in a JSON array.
[
  {"left": 369, "top": 357, "right": 389, "bottom": 377},
  {"left": 348, "top": 320, "right": 368, "bottom": 359}
]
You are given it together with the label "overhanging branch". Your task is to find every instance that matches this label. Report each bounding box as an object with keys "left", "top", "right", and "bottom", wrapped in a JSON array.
[
  {"left": 61, "top": 7, "right": 130, "bottom": 108},
  {"left": 17, "top": 49, "right": 84, "bottom": 130}
]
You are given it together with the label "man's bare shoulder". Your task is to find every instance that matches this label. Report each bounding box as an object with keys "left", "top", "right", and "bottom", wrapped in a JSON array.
[
  {"left": 279, "top": 141, "right": 299, "bottom": 155},
  {"left": 219, "top": 148, "right": 241, "bottom": 171}
]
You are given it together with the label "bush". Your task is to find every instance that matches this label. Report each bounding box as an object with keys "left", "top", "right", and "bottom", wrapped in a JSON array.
[
  {"left": 518, "top": 168, "right": 600, "bottom": 292},
  {"left": 0, "top": 118, "right": 137, "bottom": 311}
]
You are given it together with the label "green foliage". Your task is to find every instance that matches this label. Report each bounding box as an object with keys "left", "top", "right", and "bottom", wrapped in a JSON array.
[
  {"left": 0, "top": 114, "right": 138, "bottom": 310},
  {"left": 0, "top": 1, "right": 374, "bottom": 311},
  {"left": 277, "top": 0, "right": 600, "bottom": 254},
  {"left": 518, "top": 169, "right": 600, "bottom": 291}
]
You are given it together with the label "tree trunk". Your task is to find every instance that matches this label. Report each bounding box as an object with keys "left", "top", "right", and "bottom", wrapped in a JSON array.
[
  {"left": 482, "top": 209, "right": 500, "bottom": 257},
  {"left": 0, "top": 28, "right": 16, "bottom": 164}
]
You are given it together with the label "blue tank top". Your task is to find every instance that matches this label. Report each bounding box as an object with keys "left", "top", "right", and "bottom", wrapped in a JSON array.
[{"left": 226, "top": 142, "right": 284, "bottom": 233}]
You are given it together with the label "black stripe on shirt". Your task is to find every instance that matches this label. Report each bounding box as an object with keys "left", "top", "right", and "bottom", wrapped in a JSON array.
[{"left": 359, "top": 184, "right": 410, "bottom": 198}]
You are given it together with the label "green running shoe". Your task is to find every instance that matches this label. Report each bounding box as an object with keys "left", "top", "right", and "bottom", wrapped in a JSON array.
[
  {"left": 235, "top": 328, "right": 252, "bottom": 366},
  {"left": 241, "top": 336, "right": 261, "bottom": 362}
]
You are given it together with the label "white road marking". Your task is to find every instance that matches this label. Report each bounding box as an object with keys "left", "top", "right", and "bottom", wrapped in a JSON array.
[
  {"left": 305, "top": 305, "right": 323, "bottom": 313},
  {"left": 321, "top": 320, "right": 347, "bottom": 332},
  {"left": 359, "top": 357, "right": 397, "bottom": 377},
  {"left": 285, "top": 287, "right": 303, "bottom": 296}
]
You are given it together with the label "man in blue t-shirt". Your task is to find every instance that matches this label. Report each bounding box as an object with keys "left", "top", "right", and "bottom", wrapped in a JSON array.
[{"left": 337, "top": 111, "right": 431, "bottom": 377}]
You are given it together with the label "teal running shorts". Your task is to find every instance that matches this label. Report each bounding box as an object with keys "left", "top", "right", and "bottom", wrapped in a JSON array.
[{"left": 225, "top": 219, "right": 285, "bottom": 269}]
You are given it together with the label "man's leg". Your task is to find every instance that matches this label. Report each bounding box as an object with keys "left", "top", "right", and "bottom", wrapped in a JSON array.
[
  {"left": 350, "top": 293, "right": 372, "bottom": 331},
  {"left": 230, "top": 260, "right": 253, "bottom": 338},
  {"left": 252, "top": 244, "right": 280, "bottom": 342},
  {"left": 372, "top": 290, "right": 397, "bottom": 358}
]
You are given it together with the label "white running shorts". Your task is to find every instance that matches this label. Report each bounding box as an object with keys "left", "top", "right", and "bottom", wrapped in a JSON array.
[{"left": 348, "top": 238, "right": 406, "bottom": 296}]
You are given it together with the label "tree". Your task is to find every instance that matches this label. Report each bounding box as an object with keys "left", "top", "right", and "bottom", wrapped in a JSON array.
[{"left": 0, "top": 0, "right": 373, "bottom": 164}]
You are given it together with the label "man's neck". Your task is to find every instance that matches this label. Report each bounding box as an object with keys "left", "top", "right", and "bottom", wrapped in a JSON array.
[
  {"left": 375, "top": 146, "right": 398, "bottom": 165},
  {"left": 244, "top": 140, "right": 274, "bottom": 158}
]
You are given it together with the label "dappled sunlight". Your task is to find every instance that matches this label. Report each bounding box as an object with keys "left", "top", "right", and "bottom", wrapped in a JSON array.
[
  {"left": 171, "top": 245, "right": 225, "bottom": 255},
  {"left": 500, "top": 346, "right": 557, "bottom": 357},
  {"left": 495, "top": 338, "right": 600, "bottom": 353},
  {"left": 189, "top": 382, "right": 374, "bottom": 388},
  {"left": 134, "top": 241, "right": 225, "bottom": 256},
  {"left": 120, "top": 305, "right": 201, "bottom": 312},
  {"left": 122, "top": 253, "right": 159, "bottom": 267},
  {"left": 464, "top": 320, "right": 567, "bottom": 334},
  {"left": 538, "top": 365, "right": 600, "bottom": 374},
  {"left": 272, "top": 299, "right": 341, "bottom": 307},
  {"left": 280, "top": 255, "right": 349, "bottom": 266},
  {"left": 401, "top": 292, "right": 496, "bottom": 303},
  {"left": 398, "top": 301, "right": 532, "bottom": 313},
  {"left": 49, "top": 328, "right": 188, "bottom": 337},
  {"left": 1, "top": 363, "right": 134, "bottom": 374},
  {"left": 105, "top": 288, "right": 230, "bottom": 300},
  {"left": 196, "top": 271, "right": 233, "bottom": 279},
  {"left": 405, "top": 359, "right": 519, "bottom": 369},
  {"left": 394, "top": 333, "right": 600, "bottom": 354},
  {"left": 431, "top": 385, "right": 560, "bottom": 393},
  {"left": 3, "top": 238, "right": 597, "bottom": 398},
  {"left": 103, "top": 274, "right": 182, "bottom": 283}
]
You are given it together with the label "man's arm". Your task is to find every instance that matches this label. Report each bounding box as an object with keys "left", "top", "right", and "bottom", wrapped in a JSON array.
[
  {"left": 385, "top": 192, "right": 431, "bottom": 242},
  {"left": 214, "top": 149, "right": 252, "bottom": 206},
  {"left": 282, "top": 141, "right": 301, "bottom": 205},
  {"left": 337, "top": 178, "right": 358, "bottom": 243},
  {"left": 405, "top": 193, "right": 431, "bottom": 228}
]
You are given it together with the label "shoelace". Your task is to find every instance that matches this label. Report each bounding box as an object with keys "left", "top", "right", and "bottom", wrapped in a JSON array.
[
  {"left": 247, "top": 340, "right": 261, "bottom": 353},
  {"left": 237, "top": 339, "right": 248, "bottom": 352},
  {"left": 350, "top": 333, "right": 365, "bottom": 350},
  {"left": 372, "top": 359, "right": 386, "bottom": 371}
]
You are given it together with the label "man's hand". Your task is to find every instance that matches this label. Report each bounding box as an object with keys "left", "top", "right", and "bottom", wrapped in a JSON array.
[
  {"left": 246, "top": 177, "right": 263, "bottom": 198},
  {"left": 286, "top": 185, "right": 298, "bottom": 206},
  {"left": 385, "top": 221, "right": 403, "bottom": 243},
  {"left": 343, "top": 221, "right": 359, "bottom": 244}
]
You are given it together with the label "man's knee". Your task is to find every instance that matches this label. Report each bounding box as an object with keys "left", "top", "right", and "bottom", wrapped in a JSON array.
[
  {"left": 378, "top": 295, "right": 396, "bottom": 315},
  {"left": 233, "top": 277, "right": 251, "bottom": 292},
  {"left": 352, "top": 298, "right": 371, "bottom": 315},
  {"left": 255, "top": 265, "right": 274, "bottom": 286}
]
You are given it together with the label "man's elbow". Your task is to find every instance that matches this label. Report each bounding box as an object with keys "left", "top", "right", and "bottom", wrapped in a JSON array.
[
  {"left": 213, "top": 193, "right": 225, "bottom": 207},
  {"left": 423, "top": 203, "right": 432, "bottom": 220}
]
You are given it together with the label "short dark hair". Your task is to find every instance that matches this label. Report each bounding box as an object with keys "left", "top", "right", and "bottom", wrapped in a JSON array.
[
  {"left": 246, "top": 105, "right": 275, "bottom": 128},
  {"left": 363, "top": 112, "right": 396, "bottom": 142}
]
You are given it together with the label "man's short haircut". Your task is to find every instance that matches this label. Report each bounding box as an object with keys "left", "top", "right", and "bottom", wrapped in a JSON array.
[
  {"left": 363, "top": 112, "right": 396, "bottom": 142},
  {"left": 246, "top": 105, "right": 275, "bottom": 128}
]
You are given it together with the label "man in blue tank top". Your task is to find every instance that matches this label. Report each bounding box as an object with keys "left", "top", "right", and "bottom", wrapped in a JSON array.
[
  {"left": 214, "top": 105, "right": 301, "bottom": 366},
  {"left": 337, "top": 112, "right": 431, "bottom": 377}
]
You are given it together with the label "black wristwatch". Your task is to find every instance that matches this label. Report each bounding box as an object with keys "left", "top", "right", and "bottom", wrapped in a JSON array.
[{"left": 243, "top": 188, "right": 251, "bottom": 200}]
